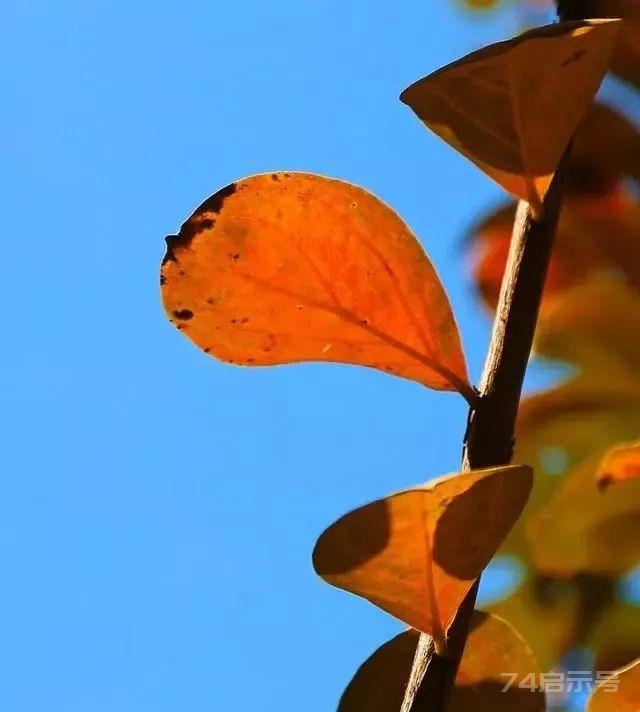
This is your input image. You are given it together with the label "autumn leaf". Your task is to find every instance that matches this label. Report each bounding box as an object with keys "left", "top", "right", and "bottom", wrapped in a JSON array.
[
  {"left": 312, "top": 465, "right": 532, "bottom": 643},
  {"left": 161, "top": 172, "right": 473, "bottom": 399},
  {"left": 338, "top": 612, "right": 545, "bottom": 712},
  {"left": 527, "top": 456, "right": 640, "bottom": 576},
  {"left": 489, "top": 576, "right": 582, "bottom": 671},
  {"left": 589, "top": 602, "right": 640, "bottom": 672},
  {"left": 597, "top": 440, "right": 640, "bottom": 490},
  {"left": 467, "top": 189, "right": 640, "bottom": 312},
  {"left": 588, "top": 658, "right": 640, "bottom": 712},
  {"left": 401, "top": 20, "right": 619, "bottom": 213},
  {"left": 506, "top": 279, "right": 640, "bottom": 576},
  {"left": 570, "top": 103, "right": 640, "bottom": 194}
]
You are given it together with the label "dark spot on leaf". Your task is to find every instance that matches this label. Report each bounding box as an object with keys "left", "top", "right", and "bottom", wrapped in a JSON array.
[
  {"left": 204, "top": 348, "right": 211, "bottom": 353},
  {"left": 163, "top": 183, "right": 237, "bottom": 263},
  {"left": 241, "top": 318, "right": 250, "bottom": 324},
  {"left": 271, "top": 174, "right": 280, "bottom": 181},
  {"left": 160, "top": 274, "right": 166, "bottom": 286},
  {"left": 173, "top": 309, "right": 194, "bottom": 321},
  {"left": 598, "top": 475, "right": 613, "bottom": 492}
]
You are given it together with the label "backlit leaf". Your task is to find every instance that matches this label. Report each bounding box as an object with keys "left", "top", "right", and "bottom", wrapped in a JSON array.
[
  {"left": 490, "top": 576, "right": 582, "bottom": 670},
  {"left": 527, "top": 457, "right": 640, "bottom": 576},
  {"left": 338, "top": 612, "right": 544, "bottom": 712},
  {"left": 468, "top": 190, "right": 640, "bottom": 311},
  {"left": 313, "top": 466, "right": 532, "bottom": 642},
  {"left": 161, "top": 173, "right": 472, "bottom": 397},
  {"left": 597, "top": 440, "right": 640, "bottom": 490},
  {"left": 588, "top": 658, "right": 640, "bottom": 712},
  {"left": 514, "top": 280, "right": 640, "bottom": 576},
  {"left": 401, "top": 20, "right": 619, "bottom": 212}
]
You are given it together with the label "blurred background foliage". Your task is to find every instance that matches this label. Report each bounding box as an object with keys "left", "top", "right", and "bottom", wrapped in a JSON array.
[{"left": 459, "top": 0, "right": 640, "bottom": 709}]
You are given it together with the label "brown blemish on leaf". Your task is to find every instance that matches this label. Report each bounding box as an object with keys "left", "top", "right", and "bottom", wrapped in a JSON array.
[
  {"left": 163, "top": 182, "right": 237, "bottom": 264},
  {"left": 172, "top": 309, "right": 194, "bottom": 321}
]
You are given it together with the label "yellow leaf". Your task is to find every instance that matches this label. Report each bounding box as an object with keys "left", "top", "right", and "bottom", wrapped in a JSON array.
[
  {"left": 462, "top": 0, "right": 501, "bottom": 9},
  {"left": 590, "top": 603, "right": 640, "bottom": 673},
  {"left": 490, "top": 576, "right": 582, "bottom": 671},
  {"left": 338, "top": 612, "right": 545, "bottom": 712},
  {"left": 598, "top": 440, "right": 640, "bottom": 490},
  {"left": 161, "top": 172, "right": 472, "bottom": 398},
  {"left": 313, "top": 466, "right": 532, "bottom": 642},
  {"left": 588, "top": 658, "right": 640, "bottom": 712},
  {"left": 401, "top": 20, "right": 619, "bottom": 213},
  {"left": 527, "top": 456, "right": 640, "bottom": 576}
]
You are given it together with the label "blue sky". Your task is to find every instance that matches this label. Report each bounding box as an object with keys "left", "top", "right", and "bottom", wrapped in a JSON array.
[{"left": 0, "top": 1, "right": 558, "bottom": 710}]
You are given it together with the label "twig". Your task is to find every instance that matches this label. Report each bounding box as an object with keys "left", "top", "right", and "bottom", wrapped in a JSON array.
[{"left": 400, "top": 147, "right": 573, "bottom": 710}]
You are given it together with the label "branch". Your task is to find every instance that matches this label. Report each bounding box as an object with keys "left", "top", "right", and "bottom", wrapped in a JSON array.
[{"left": 400, "top": 147, "right": 573, "bottom": 710}]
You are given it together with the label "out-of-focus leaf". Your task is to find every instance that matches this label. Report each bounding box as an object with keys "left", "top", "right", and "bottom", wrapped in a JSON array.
[
  {"left": 597, "top": 440, "right": 640, "bottom": 490},
  {"left": 490, "top": 576, "right": 582, "bottom": 670},
  {"left": 338, "top": 612, "right": 544, "bottom": 712},
  {"left": 468, "top": 190, "right": 640, "bottom": 311},
  {"left": 161, "top": 172, "right": 472, "bottom": 397},
  {"left": 533, "top": 276, "right": 640, "bottom": 370},
  {"left": 513, "top": 280, "right": 640, "bottom": 577},
  {"left": 570, "top": 103, "right": 640, "bottom": 194},
  {"left": 588, "top": 658, "right": 640, "bottom": 711},
  {"left": 401, "top": 20, "right": 619, "bottom": 212},
  {"left": 450, "top": 612, "right": 545, "bottom": 712},
  {"left": 313, "top": 466, "right": 532, "bottom": 642},
  {"left": 590, "top": 602, "right": 640, "bottom": 672},
  {"left": 462, "top": 0, "right": 501, "bottom": 9},
  {"left": 527, "top": 457, "right": 640, "bottom": 576},
  {"left": 582, "top": 0, "right": 640, "bottom": 88}
]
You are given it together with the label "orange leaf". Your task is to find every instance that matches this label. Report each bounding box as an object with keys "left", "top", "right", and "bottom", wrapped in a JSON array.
[
  {"left": 338, "top": 612, "right": 544, "bottom": 712},
  {"left": 401, "top": 20, "right": 619, "bottom": 213},
  {"left": 570, "top": 103, "right": 640, "bottom": 194},
  {"left": 312, "top": 465, "right": 532, "bottom": 643},
  {"left": 468, "top": 191, "right": 640, "bottom": 312},
  {"left": 588, "top": 658, "right": 640, "bottom": 712},
  {"left": 597, "top": 440, "right": 640, "bottom": 490},
  {"left": 161, "top": 173, "right": 472, "bottom": 398}
]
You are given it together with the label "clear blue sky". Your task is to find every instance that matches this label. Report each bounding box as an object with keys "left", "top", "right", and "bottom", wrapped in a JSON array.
[{"left": 1, "top": 1, "right": 556, "bottom": 710}]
